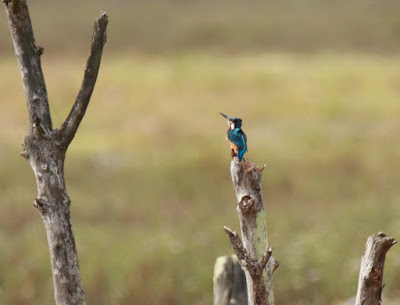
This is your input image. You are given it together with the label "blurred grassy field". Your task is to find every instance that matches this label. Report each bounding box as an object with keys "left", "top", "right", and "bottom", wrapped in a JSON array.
[
  {"left": 2, "top": 0, "right": 400, "bottom": 55},
  {"left": 1, "top": 1, "right": 400, "bottom": 305}
]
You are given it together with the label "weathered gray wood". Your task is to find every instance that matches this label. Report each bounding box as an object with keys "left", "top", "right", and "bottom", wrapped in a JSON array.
[
  {"left": 4, "top": 1, "right": 108, "bottom": 304},
  {"left": 355, "top": 232, "right": 396, "bottom": 305},
  {"left": 224, "top": 159, "right": 279, "bottom": 305},
  {"left": 4, "top": 0, "right": 52, "bottom": 132},
  {"left": 214, "top": 255, "right": 247, "bottom": 305},
  {"left": 59, "top": 12, "right": 108, "bottom": 149}
]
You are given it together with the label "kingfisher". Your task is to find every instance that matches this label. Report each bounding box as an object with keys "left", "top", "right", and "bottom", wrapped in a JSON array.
[{"left": 220, "top": 112, "right": 247, "bottom": 162}]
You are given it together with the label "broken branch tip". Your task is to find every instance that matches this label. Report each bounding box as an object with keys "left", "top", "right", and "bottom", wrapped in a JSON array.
[{"left": 99, "top": 11, "right": 108, "bottom": 21}]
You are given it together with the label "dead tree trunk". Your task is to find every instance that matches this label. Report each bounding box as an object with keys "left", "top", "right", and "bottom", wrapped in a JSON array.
[
  {"left": 224, "top": 159, "right": 279, "bottom": 305},
  {"left": 214, "top": 255, "right": 248, "bottom": 305},
  {"left": 4, "top": 1, "right": 108, "bottom": 304},
  {"left": 355, "top": 232, "right": 396, "bottom": 305}
]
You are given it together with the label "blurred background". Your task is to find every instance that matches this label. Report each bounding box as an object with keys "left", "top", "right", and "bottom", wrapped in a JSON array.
[{"left": 1, "top": 0, "right": 400, "bottom": 304}]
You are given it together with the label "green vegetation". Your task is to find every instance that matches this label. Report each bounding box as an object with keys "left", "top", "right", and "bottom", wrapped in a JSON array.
[{"left": 1, "top": 1, "right": 400, "bottom": 305}]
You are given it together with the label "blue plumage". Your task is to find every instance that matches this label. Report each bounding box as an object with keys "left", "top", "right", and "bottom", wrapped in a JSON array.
[
  {"left": 227, "top": 128, "right": 247, "bottom": 161},
  {"left": 220, "top": 113, "right": 248, "bottom": 162}
]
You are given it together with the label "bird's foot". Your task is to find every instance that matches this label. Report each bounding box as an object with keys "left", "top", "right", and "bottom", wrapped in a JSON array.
[{"left": 230, "top": 147, "right": 239, "bottom": 158}]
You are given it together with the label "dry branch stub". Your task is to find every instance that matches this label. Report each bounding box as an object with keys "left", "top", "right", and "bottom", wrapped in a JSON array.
[{"left": 355, "top": 232, "right": 396, "bottom": 305}]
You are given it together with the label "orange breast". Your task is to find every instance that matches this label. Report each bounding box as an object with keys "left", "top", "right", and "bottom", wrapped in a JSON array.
[{"left": 228, "top": 140, "right": 239, "bottom": 153}]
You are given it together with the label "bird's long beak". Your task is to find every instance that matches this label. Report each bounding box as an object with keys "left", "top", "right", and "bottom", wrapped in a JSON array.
[{"left": 220, "top": 112, "right": 229, "bottom": 120}]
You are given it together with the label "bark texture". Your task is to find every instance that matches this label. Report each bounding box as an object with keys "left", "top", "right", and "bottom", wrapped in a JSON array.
[
  {"left": 4, "top": 1, "right": 108, "bottom": 304},
  {"left": 355, "top": 232, "right": 396, "bottom": 305},
  {"left": 213, "top": 255, "right": 247, "bottom": 305},
  {"left": 224, "top": 159, "right": 278, "bottom": 305}
]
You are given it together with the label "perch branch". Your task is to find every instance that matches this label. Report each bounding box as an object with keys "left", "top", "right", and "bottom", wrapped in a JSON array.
[
  {"left": 225, "top": 158, "right": 276, "bottom": 305},
  {"left": 59, "top": 11, "right": 108, "bottom": 148}
]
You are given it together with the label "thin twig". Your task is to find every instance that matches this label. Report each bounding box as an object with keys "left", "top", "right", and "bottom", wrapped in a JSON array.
[{"left": 260, "top": 247, "right": 272, "bottom": 271}]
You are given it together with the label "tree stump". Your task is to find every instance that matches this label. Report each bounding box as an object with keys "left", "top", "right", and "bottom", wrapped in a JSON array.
[
  {"left": 355, "top": 232, "right": 396, "bottom": 305},
  {"left": 214, "top": 255, "right": 247, "bottom": 305}
]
